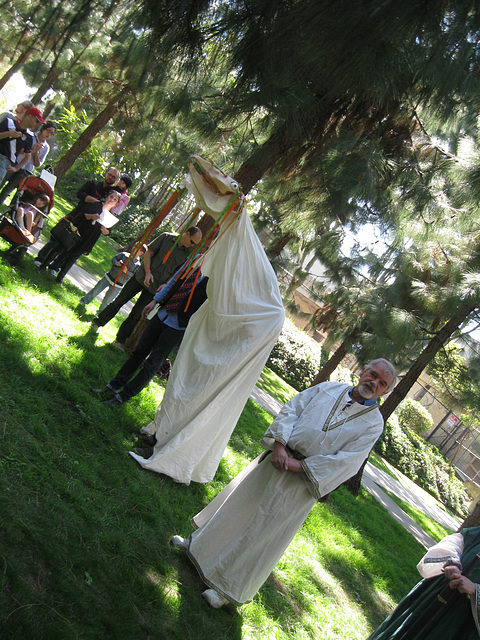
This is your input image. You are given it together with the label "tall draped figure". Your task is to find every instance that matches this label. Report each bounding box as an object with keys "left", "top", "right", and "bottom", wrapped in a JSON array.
[{"left": 130, "top": 156, "right": 285, "bottom": 484}]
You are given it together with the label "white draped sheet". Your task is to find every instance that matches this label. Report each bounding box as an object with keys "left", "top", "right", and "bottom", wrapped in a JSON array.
[{"left": 130, "top": 204, "right": 285, "bottom": 483}]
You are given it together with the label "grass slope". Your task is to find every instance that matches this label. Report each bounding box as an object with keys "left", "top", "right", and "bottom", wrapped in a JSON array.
[{"left": 0, "top": 250, "right": 426, "bottom": 639}]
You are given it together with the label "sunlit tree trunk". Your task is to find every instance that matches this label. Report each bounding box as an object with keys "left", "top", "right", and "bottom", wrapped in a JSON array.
[
  {"left": 380, "top": 303, "right": 476, "bottom": 422},
  {"left": 54, "top": 90, "right": 128, "bottom": 181}
]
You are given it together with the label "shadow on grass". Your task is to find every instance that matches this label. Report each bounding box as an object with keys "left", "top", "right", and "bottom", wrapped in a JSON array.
[
  {"left": 255, "top": 487, "right": 422, "bottom": 636},
  {"left": 0, "top": 253, "right": 421, "bottom": 639},
  {"left": 0, "top": 272, "right": 243, "bottom": 639}
]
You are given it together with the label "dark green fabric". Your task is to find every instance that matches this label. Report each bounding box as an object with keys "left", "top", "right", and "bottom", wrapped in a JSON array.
[{"left": 368, "top": 527, "right": 480, "bottom": 640}]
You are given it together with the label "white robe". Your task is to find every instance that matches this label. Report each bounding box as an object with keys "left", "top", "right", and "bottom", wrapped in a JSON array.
[
  {"left": 187, "top": 382, "right": 384, "bottom": 604},
  {"left": 130, "top": 205, "right": 285, "bottom": 484}
]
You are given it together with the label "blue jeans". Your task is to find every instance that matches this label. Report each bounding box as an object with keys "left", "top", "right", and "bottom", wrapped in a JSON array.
[
  {"left": 80, "top": 275, "right": 122, "bottom": 310},
  {"left": 0, "top": 154, "right": 11, "bottom": 186}
]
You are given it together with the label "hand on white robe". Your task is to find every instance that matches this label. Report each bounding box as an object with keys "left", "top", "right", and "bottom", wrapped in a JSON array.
[{"left": 271, "top": 441, "right": 303, "bottom": 473}]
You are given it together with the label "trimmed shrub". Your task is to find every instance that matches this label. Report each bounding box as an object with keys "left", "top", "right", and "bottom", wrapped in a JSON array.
[
  {"left": 267, "top": 318, "right": 324, "bottom": 391},
  {"left": 330, "top": 365, "right": 357, "bottom": 386},
  {"left": 375, "top": 413, "right": 470, "bottom": 517},
  {"left": 396, "top": 398, "right": 433, "bottom": 435}
]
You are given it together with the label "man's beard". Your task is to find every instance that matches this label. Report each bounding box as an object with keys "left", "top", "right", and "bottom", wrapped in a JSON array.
[{"left": 357, "top": 382, "right": 375, "bottom": 399}]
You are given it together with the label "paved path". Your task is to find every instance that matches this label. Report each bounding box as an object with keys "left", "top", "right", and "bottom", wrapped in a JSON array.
[{"left": 30, "top": 245, "right": 461, "bottom": 549}]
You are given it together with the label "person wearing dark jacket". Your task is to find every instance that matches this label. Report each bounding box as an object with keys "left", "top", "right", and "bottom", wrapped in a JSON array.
[
  {"left": 36, "top": 190, "right": 120, "bottom": 280},
  {"left": 91, "top": 227, "right": 201, "bottom": 345},
  {"left": 91, "top": 262, "right": 208, "bottom": 407}
]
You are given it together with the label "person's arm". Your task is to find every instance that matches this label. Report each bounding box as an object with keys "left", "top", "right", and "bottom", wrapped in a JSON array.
[
  {"left": 77, "top": 181, "right": 100, "bottom": 204},
  {"left": 142, "top": 249, "right": 155, "bottom": 287},
  {"left": 83, "top": 194, "right": 100, "bottom": 203},
  {"left": 300, "top": 417, "right": 384, "bottom": 500},
  {"left": 32, "top": 140, "right": 49, "bottom": 168},
  {"left": 417, "top": 533, "right": 464, "bottom": 578},
  {"left": 8, "top": 152, "right": 31, "bottom": 172},
  {"left": 142, "top": 300, "right": 157, "bottom": 318},
  {"left": 263, "top": 386, "right": 322, "bottom": 448},
  {"left": 112, "top": 252, "right": 126, "bottom": 267},
  {"left": 444, "top": 565, "right": 476, "bottom": 595},
  {"left": 444, "top": 563, "right": 480, "bottom": 633},
  {"left": 0, "top": 130, "right": 21, "bottom": 140},
  {"left": 152, "top": 264, "right": 185, "bottom": 304},
  {"left": 0, "top": 117, "right": 21, "bottom": 141}
]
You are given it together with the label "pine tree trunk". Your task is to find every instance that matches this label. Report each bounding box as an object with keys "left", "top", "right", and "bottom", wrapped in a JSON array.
[
  {"left": 54, "top": 90, "right": 127, "bottom": 181},
  {"left": 267, "top": 233, "right": 294, "bottom": 258},
  {"left": 41, "top": 101, "right": 55, "bottom": 120},
  {"left": 380, "top": 302, "right": 476, "bottom": 422},
  {"left": 233, "top": 127, "right": 292, "bottom": 194},
  {"left": 342, "top": 457, "right": 369, "bottom": 496},
  {"left": 0, "top": 49, "right": 32, "bottom": 91},
  {"left": 31, "top": 69, "right": 61, "bottom": 105},
  {"left": 460, "top": 499, "right": 480, "bottom": 530},
  {"left": 285, "top": 253, "right": 317, "bottom": 298},
  {"left": 310, "top": 335, "right": 353, "bottom": 387}
]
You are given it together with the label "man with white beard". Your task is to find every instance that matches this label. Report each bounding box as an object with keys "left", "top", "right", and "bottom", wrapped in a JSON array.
[{"left": 171, "top": 358, "right": 397, "bottom": 607}]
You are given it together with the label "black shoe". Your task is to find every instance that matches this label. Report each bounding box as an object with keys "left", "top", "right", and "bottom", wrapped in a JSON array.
[
  {"left": 133, "top": 446, "right": 153, "bottom": 459},
  {"left": 139, "top": 433, "right": 157, "bottom": 447},
  {"left": 102, "top": 394, "right": 124, "bottom": 407},
  {"left": 90, "top": 385, "right": 115, "bottom": 399},
  {"left": 75, "top": 303, "right": 87, "bottom": 318}
]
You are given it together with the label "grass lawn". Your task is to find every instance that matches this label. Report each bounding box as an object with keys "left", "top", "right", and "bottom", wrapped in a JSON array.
[
  {"left": 0, "top": 246, "right": 428, "bottom": 639},
  {"left": 255, "top": 367, "right": 297, "bottom": 405}
]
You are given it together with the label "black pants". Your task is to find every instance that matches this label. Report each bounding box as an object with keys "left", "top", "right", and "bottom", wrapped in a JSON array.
[
  {"left": 110, "top": 314, "right": 183, "bottom": 400},
  {"left": 94, "top": 277, "right": 153, "bottom": 344},
  {"left": 37, "top": 238, "right": 63, "bottom": 267},
  {"left": 49, "top": 247, "right": 83, "bottom": 282},
  {"left": 0, "top": 169, "right": 29, "bottom": 206}
]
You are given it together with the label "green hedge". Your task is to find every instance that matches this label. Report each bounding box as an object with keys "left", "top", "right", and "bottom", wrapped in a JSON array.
[
  {"left": 267, "top": 318, "right": 325, "bottom": 391},
  {"left": 375, "top": 408, "right": 470, "bottom": 517},
  {"left": 396, "top": 397, "right": 433, "bottom": 435}
]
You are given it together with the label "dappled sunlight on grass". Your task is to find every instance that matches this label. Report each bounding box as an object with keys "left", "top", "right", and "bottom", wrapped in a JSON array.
[
  {"left": 0, "top": 255, "right": 427, "bottom": 640},
  {"left": 256, "top": 367, "right": 297, "bottom": 404},
  {"left": 145, "top": 567, "right": 182, "bottom": 610}
]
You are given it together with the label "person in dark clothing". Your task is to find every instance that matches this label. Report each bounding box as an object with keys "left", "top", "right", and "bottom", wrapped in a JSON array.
[
  {"left": 90, "top": 226, "right": 202, "bottom": 346},
  {"left": 91, "top": 263, "right": 208, "bottom": 407},
  {"left": 36, "top": 190, "right": 120, "bottom": 280},
  {"left": 35, "top": 167, "right": 119, "bottom": 267},
  {"left": 71, "top": 167, "right": 120, "bottom": 214}
]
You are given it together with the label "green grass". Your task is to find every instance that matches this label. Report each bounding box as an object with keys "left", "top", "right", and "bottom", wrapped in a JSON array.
[
  {"left": 255, "top": 367, "right": 297, "bottom": 405},
  {"left": 369, "top": 451, "right": 399, "bottom": 481},
  {"left": 0, "top": 251, "right": 427, "bottom": 639},
  {"left": 369, "top": 451, "right": 459, "bottom": 522}
]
